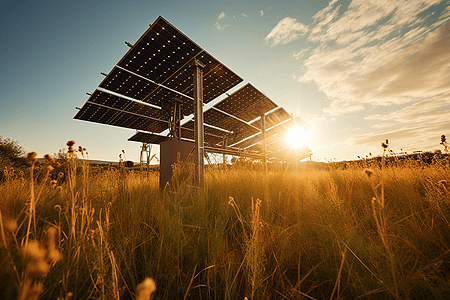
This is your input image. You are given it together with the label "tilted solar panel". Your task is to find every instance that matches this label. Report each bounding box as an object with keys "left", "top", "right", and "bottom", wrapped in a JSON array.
[
  {"left": 203, "top": 108, "right": 260, "bottom": 144},
  {"left": 250, "top": 107, "right": 291, "bottom": 130},
  {"left": 74, "top": 90, "right": 170, "bottom": 132},
  {"left": 75, "top": 16, "right": 242, "bottom": 126},
  {"left": 213, "top": 83, "right": 277, "bottom": 122},
  {"left": 128, "top": 132, "right": 169, "bottom": 144}
]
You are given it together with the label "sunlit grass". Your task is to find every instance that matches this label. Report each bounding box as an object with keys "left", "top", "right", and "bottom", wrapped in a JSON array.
[{"left": 1, "top": 143, "right": 450, "bottom": 299}]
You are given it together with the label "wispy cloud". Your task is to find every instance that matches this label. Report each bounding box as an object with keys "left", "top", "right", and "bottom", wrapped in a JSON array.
[
  {"left": 215, "top": 11, "right": 229, "bottom": 30},
  {"left": 259, "top": 10, "right": 264, "bottom": 17},
  {"left": 242, "top": 13, "right": 248, "bottom": 18},
  {"left": 265, "top": 17, "right": 309, "bottom": 46},
  {"left": 292, "top": 47, "right": 310, "bottom": 60},
  {"left": 266, "top": 0, "right": 450, "bottom": 155},
  {"left": 299, "top": 0, "right": 450, "bottom": 115}
]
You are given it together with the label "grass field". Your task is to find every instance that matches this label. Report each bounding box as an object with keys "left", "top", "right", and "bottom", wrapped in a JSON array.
[{"left": 1, "top": 150, "right": 450, "bottom": 299}]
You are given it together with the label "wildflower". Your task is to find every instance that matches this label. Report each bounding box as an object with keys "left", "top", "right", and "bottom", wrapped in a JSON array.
[
  {"left": 26, "top": 152, "right": 38, "bottom": 165},
  {"left": 54, "top": 205, "right": 62, "bottom": 212},
  {"left": 47, "top": 165, "right": 54, "bottom": 172},
  {"left": 381, "top": 142, "right": 388, "bottom": 149},
  {"left": 56, "top": 186, "right": 63, "bottom": 192},
  {"left": 43, "top": 154, "right": 55, "bottom": 164},
  {"left": 67, "top": 140, "right": 75, "bottom": 154},
  {"left": 136, "top": 277, "right": 156, "bottom": 300},
  {"left": 78, "top": 146, "right": 83, "bottom": 152},
  {"left": 58, "top": 172, "right": 64, "bottom": 177}
]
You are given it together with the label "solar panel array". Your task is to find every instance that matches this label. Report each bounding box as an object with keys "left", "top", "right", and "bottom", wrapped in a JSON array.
[
  {"left": 74, "top": 16, "right": 309, "bottom": 161},
  {"left": 75, "top": 16, "right": 243, "bottom": 130}
]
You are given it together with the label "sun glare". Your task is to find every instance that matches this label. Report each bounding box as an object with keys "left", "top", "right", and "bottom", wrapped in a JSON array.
[{"left": 285, "top": 125, "right": 308, "bottom": 149}]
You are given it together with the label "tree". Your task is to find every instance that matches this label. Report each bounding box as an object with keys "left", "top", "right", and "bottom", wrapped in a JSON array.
[{"left": 0, "top": 136, "right": 26, "bottom": 166}]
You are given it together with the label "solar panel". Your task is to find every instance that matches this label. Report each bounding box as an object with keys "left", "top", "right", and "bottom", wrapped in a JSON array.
[
  {"left": 250, "top": 107, "right": 291, "bottom": 130},
  {"left": 75, "top": 16, "right": 243, "bottom": 126},
  {"left": 231, "top": 118, "right": 293, "bottom": 149},
  {"left": 182, "top": 120, "right": 230, "bottom": 138},
  {"left": 179, "top": 128, "right": 223, "bottom": 146},
  {"left": 128, "top": 132, "right": 169, "bottom": 144},
  {"left": 128, "top": 129, "right": 223, "bottom": 146},
  {"left": 213, "top": 83, "right": 277, "bottom": 122},
  {"left": 203, "top": 108, "right": 260, "bottom": 143},
  {"left": 74, "top": 90, "right": 170, "bottom": 132}
]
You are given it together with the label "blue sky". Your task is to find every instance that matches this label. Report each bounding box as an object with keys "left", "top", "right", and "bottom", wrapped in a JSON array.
[{"left": 1, "top": 0, "right": 449, "bottom": 162}]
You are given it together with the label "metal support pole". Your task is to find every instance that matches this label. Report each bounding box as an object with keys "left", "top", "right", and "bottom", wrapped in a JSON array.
[
  {"left": 222, "top": 137, "right": 227, "bottom": 169},
  {"left": 193, "top": 59, "right": 205, "bottom": 188},
  {"left": 261, "top": 113, "right": 267, "bottom": 170}
]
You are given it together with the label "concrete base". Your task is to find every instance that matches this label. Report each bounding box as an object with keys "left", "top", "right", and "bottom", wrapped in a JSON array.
[{"left": 160, "top": 139, "right": 194, "bottom": 189}]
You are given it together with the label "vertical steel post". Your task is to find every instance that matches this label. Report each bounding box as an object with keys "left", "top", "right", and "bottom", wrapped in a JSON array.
[
  {"left": 193, "top": 59, "right": 205, "bottom": 188},
  {"left": 222, "top": 137, "right": 227, "bottom": 169},
  {"left": 261, "top": 113, "right": 267, "bottom": 170}
]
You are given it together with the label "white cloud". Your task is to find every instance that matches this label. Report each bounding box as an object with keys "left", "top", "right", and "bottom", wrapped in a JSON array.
[
  {"left": 292, "top": 47, "right": 310, "bottom": 59},
  {"left": 292, "top": 0, "right": 450, "bottom": 117},
  {"left": 215, "top": 11, "right": 228, "bottom": 30},
  {"left": 265, "top": 0, "right": 450, "bottom": 157},
  {"left": 242, "top": 13, "right": 248, "bottom": 18},
  {"left": 259, "top": 10, "right": 264, "bottom": 17},
  {"left": 265, "top": 17, "right": 309, "bottom": 46}
]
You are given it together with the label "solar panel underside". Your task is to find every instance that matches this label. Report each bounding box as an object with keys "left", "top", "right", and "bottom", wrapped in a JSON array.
[
  {"left": 231, "top": 119, "right": 293, "bottom": 149},
  {"left": 250, "top": 107, "right": 291, "bottom": 130},
  {"left": 214, "top": 83, "right": 277, "bottom": 122},
  {"left": 128, "top": 130, "right": 222, "bottom": 146},
  {"left": 203, "top": 108, "right": 259, "bottom": 144},
  {"left": 101, "top": 16, "right": 243, "bottom": 116},
  {"left": 74, "top": 90, "right": 170, "bottom": 132},
  {"left": 128, "top": 132, "right": 169, "bottom": 144},
  {"left": 75, "top": 16, "right": 243, "bottom": 128}
]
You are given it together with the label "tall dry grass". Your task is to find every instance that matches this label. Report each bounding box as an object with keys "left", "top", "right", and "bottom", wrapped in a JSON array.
[{"left": 1, "top": 144, "right": 450, "bottom": 299}]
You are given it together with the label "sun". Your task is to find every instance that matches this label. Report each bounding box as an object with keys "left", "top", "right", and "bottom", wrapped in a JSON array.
[{"left": 285, "top": 125, "right": 309, "bottom": 149}]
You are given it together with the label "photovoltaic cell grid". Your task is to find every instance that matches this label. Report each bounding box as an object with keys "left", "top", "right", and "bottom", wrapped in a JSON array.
[
  {"left": 213, "top": 83, "right": 277, "bottom": 122},
  {"left": 128, "top": 132, "right": 169, "bottom": 144},
  {"left": 111, "top": 16, "right": 243, "bottom": 115},
  {"left": 74, "top": 16, "right": 242, "bottom": 130},
  {"left": 74, "top": 90, "right": 170, "bottom": 133}
]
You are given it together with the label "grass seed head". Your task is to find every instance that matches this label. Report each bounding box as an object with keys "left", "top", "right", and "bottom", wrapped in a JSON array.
[
  {"left": 44, "top": 154, "right": 55, "bottom": 164},
  {"left": 26, "top": 152, "right": 38, "bottom": 165},
  {"left": 136, "top": 277, "right": 156, "bottom": 300}
]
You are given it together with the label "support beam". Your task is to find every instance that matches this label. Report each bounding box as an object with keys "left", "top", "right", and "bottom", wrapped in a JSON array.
[
  {"left": 193, "top": 59, "right": 205, "bottom": 188},
  {"left": 261, "top": 112, "right": 267, "bottom": 169}
]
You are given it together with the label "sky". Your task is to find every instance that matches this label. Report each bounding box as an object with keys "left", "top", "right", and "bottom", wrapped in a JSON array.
[{"left": 1, "top": 0, "right": 449, "bottom": 163}]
